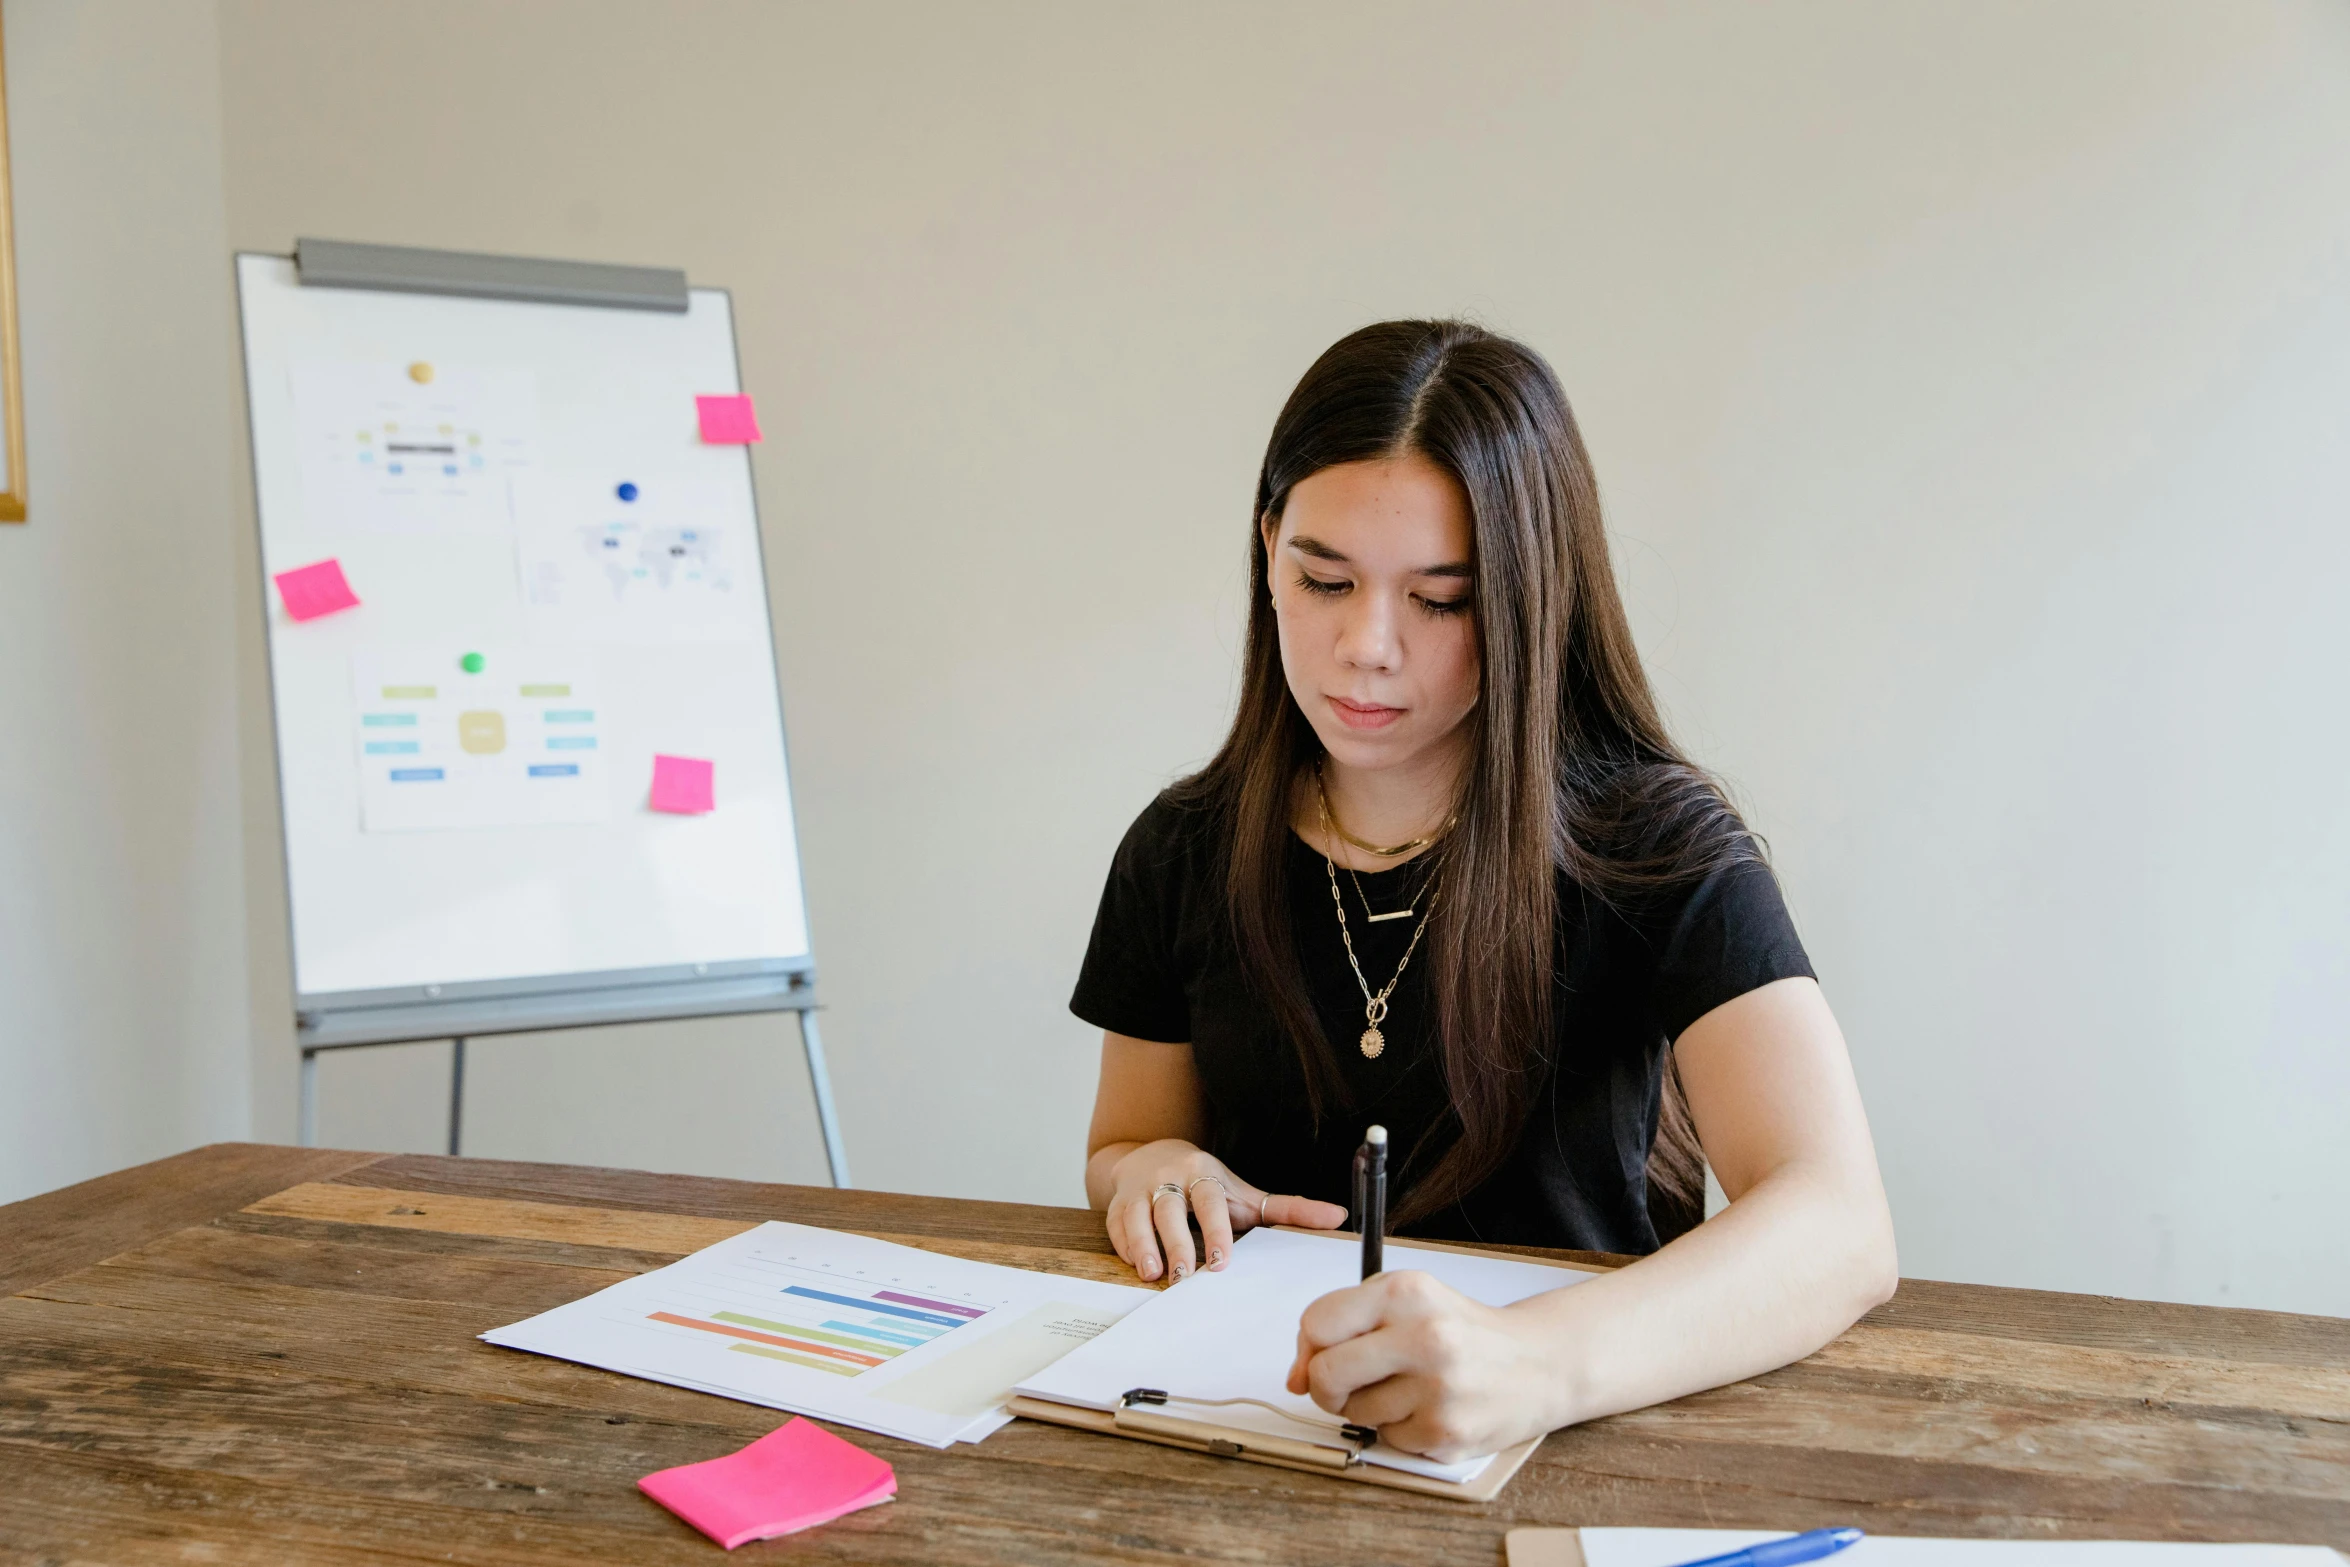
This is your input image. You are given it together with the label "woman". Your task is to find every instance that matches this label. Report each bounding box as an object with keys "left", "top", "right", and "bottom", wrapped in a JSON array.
[{"left": 1074, "top": 320, "right": 1897, "bottom": 1463}]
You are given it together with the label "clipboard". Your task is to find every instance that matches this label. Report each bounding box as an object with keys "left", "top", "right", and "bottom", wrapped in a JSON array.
[
  {"left": 1005, "top": 1394, "right": 1545, "bottom": 1501},
  {"left": 1009, "top": 1229, "right": 1604, "bottom": 1503}
]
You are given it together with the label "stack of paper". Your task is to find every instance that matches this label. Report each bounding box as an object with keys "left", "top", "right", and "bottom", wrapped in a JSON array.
[
  {"left": 1510, "top": 1530, "right": 2349, "bottom": 1567},
  {"left": 1015, "top": 1226, "right": 1594, "bottom": 1484},
  {"left": 484, "top": 1221, "right": 1149, "bottom": 1448}
]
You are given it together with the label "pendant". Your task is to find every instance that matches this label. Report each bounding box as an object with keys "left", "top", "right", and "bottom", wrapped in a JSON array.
[
  {"left": 1364, "top": 908, "right": 1415, "bottom": 923},
  {"left": 1359, "top": 1027, "right": 1386, "bottom": 1059}
]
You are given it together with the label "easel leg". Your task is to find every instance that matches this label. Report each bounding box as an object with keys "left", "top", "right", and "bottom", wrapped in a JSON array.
[
  {"left": 448, "top": 1037, "right": 467, "bottom": 1158},
  {"left": 299, "top": 1049, "right": 318, "bottom": 1148},
  {"left": 795, "top": 1010, "right": 850, "bottom": 1189}
]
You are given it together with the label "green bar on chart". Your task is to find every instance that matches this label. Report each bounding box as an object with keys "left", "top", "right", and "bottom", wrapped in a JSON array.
[
  {"left": 730, "top": 1342, "right": 862, "bottom": 1378},
  {"left": 714, "top": 1312, "right": 906, "bottom": 1356}
]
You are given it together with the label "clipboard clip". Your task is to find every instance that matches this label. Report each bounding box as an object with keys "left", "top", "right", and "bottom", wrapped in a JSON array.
[{"left": 1116, "top": 1388, "right": 1378, "bottom": 1469}]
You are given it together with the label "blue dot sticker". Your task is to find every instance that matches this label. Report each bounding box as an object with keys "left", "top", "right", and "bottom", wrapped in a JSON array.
[{"left": 616, "top": 482, "right": 640, "bottom": 503}]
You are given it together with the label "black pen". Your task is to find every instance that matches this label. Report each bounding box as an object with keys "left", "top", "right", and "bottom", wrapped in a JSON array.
[{"left": 1354, "top": 1125, "right": 1386, "bottom": 1280}]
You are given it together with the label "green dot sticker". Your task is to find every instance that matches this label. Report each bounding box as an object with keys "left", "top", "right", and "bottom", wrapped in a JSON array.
[{"left": 459, "top": 651, "right": 486, "bottom": 675}]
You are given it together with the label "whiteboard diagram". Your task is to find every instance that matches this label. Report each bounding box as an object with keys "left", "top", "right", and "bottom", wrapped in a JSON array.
[
  {"left": 515, "top": 474, "right": 760, "bottom": 642},
  {"left": 292, "top": 359, "right": 539, "bottom": 532},
  {"left": 350, "top": 645, "right": 608, "bottom": 833},
  {"left": 240, "top": 250, "right": 812, "bottom": 1006},
  {"left": 241, "top": 239, "right": 846, "bottom": 1188}
]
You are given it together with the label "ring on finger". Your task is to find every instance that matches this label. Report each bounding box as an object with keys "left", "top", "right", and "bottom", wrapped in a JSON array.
[
  {"left": 1186, "top": 1175, "right": 1232, "bottom": 1210},
  {"left": 1150, "top": 1181, "right": 1187, "bottom": 1207}
]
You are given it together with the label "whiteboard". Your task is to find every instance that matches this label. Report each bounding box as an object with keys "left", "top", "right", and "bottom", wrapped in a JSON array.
[{"left": 237, "top": 252, "right": 812, "bottom": 1044}]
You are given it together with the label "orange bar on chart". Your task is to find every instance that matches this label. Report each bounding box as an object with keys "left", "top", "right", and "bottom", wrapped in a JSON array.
[{"left": 646, "top": 1312, "right": 883, "bottom": 1367}]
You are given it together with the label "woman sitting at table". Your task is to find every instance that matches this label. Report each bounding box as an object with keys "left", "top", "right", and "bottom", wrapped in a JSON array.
[{"left": 1073, "top": 320, "right": 1898, "bottom": 1462}]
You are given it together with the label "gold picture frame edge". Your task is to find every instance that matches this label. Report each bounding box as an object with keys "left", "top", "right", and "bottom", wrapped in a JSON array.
[{"left": 0, "top": 1, "right": 27, "bottom": 523}]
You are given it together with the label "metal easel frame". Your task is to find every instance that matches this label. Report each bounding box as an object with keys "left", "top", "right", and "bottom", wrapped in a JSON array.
[{"left": 294, "top": 990, "right": 850, "bottom": 1187}]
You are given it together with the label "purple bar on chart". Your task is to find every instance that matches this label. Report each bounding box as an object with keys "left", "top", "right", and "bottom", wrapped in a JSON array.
[{"left": 872, "top": 1290, "right": 985, "bottom": 1319}]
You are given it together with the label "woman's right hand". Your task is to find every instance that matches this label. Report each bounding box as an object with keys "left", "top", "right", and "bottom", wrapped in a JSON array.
[{"left": 1101, "top": 1139, "right": 1349, "bottom": 1283}]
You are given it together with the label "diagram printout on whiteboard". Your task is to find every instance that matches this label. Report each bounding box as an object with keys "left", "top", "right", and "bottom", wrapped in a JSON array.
[
  {"left": 239, "top": 254, "right": 810, "bottom": 999},
  {"left": 348, "top": 645, "right": 610, "bottom": 833},
  {"left": 290, "top": 359, "right": 541, "bottom": 533}
]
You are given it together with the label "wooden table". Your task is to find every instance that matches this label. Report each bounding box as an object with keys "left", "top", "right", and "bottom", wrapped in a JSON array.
[{"left": 2, "top": 1144, "right": 2343, "bottom": 1564}]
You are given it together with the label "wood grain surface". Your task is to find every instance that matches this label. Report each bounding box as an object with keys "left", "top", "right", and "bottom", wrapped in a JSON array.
[{"left": 1, "top": 1144, "right": 2342, "bottom": 1565}]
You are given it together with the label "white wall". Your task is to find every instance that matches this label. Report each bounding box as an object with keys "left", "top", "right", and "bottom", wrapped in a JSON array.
[
  {"left": 0, "top": 1, "right": 252, "bottom": 1199},
  {"left": 1616, "top": 8, "right": 2350, "bottom": 1312},
  {"left": 9, "top": 2, "right": 2343, "bottom": 1316}
]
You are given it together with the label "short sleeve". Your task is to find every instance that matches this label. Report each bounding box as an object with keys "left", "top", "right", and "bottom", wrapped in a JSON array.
[
  {"left": 1649, "top": 859, "right": 1816, "bottom": 1042},
  {"left": 1069, "top": 801, "right": 1194, "bottom": 1044}
]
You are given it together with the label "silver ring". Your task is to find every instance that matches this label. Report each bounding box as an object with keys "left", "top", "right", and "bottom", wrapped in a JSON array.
[
  {"left": 1186, "top": 1175, "right": 1232, "bottom": 1206},
  {"left": 1149, "top": 1182, "right": 1187, "bottom": 1205}
]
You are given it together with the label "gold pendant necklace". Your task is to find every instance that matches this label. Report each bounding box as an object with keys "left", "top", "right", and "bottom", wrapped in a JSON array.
[{"left": 1315, "top": 777, "right": 1436, "bottom": 1059}]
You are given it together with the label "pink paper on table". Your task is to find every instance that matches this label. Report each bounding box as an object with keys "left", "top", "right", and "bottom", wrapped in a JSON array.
[
  {"left": 649, "top": 753, "right": 716, "bottom": 814},
  {"left": 695, "top": 393, "right": 763, "bottom": 444},
  {"left": 272, "top": 558, "right": 360, "bottom": 622},
  {"left": 639, "top": 1418, "right": 895, "bottom": 1550}
]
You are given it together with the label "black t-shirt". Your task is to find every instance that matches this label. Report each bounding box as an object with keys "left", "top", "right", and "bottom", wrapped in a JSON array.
[{"left": 1069, "top": 793, "right": 1815, "bottom": 1255}]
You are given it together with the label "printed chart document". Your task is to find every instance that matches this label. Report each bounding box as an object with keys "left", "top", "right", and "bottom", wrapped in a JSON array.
[
  {"left": 1016, "top": 1226, "right": 1593, "bottom": 1484},
  {"left": 484, "top": 1222, "right": 1150, "bottom": 1449},
  {"left": 1507, "top": 1530, "right": 2349, "bottom": 1567}
]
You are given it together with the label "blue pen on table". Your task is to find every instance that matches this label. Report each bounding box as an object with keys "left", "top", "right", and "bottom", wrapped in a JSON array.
[{"left": 1661, "top": 1528, "right": 1866, "bottom": 1567}]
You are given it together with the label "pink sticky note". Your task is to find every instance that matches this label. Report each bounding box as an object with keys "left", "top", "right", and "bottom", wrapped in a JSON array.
[
  {"left": 640, "top": 1418, "right": 895, "bottom": 1549},
  {"left": 650, "top": 753, "right": 716, "bottom": 814},
  {"left": 272, "top": 558, "right": 360, "bottom": 622},
  {"left": 696, "top": 393, "right": 763, "bottom": 444}
]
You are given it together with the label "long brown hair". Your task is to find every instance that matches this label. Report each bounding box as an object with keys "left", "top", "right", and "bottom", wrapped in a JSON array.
[{"left": 1171, "top": 320, "right": 1758, "bottom": 1233}]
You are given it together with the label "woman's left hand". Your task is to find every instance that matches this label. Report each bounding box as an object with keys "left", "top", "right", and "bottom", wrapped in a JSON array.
[{"left": 1283, "top": 1270, "right": 1564, "bottom": 1462}]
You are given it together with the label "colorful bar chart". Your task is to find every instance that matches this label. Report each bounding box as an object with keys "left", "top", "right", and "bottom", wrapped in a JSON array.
[{"left": 645, "top": 1259, "right": 998, "bottom": 1381}]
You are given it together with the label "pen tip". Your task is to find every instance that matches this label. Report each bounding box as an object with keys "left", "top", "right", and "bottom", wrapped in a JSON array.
[{"left": 1367, "top": 1125, "right": 1387, "bottom": 1145}]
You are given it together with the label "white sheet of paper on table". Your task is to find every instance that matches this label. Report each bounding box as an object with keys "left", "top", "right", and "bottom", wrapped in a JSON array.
[
  {"left": 482, "top": 1220, "right": 1151, "bottom": 1449},
  {"left": 1574, "top": 1531, "right": 2346, "bottom": 1567},
  {"left": 1014, "top": 1225, "right": 1593, "bottom": 1483}
]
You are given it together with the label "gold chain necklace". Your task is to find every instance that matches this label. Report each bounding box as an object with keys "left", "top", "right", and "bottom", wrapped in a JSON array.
[
  {"left": 1314, "top": 759, "right": 1456, "bottom": 879},
  {"left": 1322, "top": 795, "right": 1457, "bottom": 859},
  {"left": 1330, "top": 821, "right": 1442, "bottom": 858},
  {"left": 1315, "top": 779, "right": 1435, "bottom": 1060}
]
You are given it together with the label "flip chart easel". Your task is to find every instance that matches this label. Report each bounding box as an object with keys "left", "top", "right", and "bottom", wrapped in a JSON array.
[{"left": 238, "top": 239, "right": 847, "bottom": 1185}]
